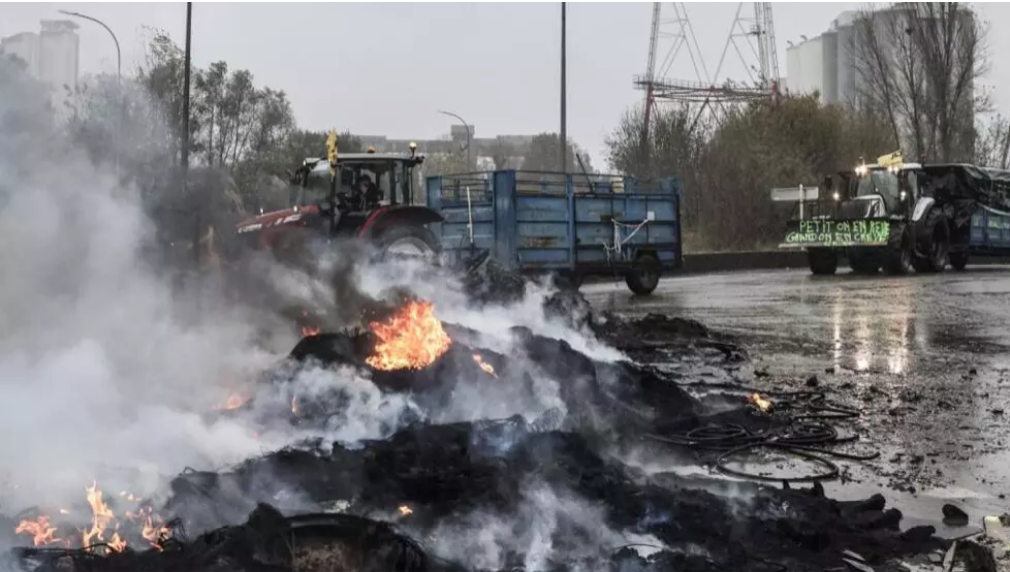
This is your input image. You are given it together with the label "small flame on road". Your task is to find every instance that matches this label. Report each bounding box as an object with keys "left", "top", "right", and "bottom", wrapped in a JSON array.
[
  {"left": 15, "top": 516, "right": 61, "bottom": 546},
  {"left": 83, "top": 481, "right": 116, "bottom": 549},
  {"left": 14, "top": 481, "right": 171, "bottom": 552},
  {"left": 366, "top": 301, "right": 451, "bottom": 371},
  {"left": 398, "top": 505, "right": 413, "bottom": 516},
  {"left": 472, "top": 353, "right": 497, "bottom": 378},
  {"left": 749, "top": 393, "right": 773, "bottom": 412}
]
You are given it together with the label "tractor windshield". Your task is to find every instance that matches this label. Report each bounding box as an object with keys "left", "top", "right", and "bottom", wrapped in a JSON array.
[
  {"left": 291, "top": 160, "right": 412, "bottom": 208},
  {"left": 854, "top": 170, "right": 900, "bottom": 202}
]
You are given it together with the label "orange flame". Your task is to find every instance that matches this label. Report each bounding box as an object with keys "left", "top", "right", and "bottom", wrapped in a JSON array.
[
  {"left": 214, "top": 393, "right": 249, "bottom": 411},
  {"left": 472, "top": 354, "right": 497, "bottom": 378},
  {"left": 15, "top": 516, "right": 61, "bottom": 546},
  {"left": 748, "top": 393, "right": 773, "bottom": 412},
  {"left": 291, "top": 395, "right": 298, "bottom": 414},
  {"left": 13, "top": 481, "right": 171, "bottom": 552},
  {"left": 83, "top": 481, "right": 116, "bottom": 549},
  {"left": 108, "top": 532, "right": 127, "bottom": 552},
  {"left": 365, "top": 301, "right": 451, "bottom": 371},
  {"left": 135, "top": 506, "right": 171, "bottom": 550},
  {"left": 301, "top": 325, "right": 321, "bottom": 338},
  {"left": 398, "top": 505, "right": 413, "bottom": 516}
]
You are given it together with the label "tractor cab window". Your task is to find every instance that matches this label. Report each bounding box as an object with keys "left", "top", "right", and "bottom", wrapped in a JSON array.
[
  {"left": 341, "top": 164, "right": 393, "bottom": 206},
  {"left": 854, "top": 170, "right": 900, "bottom": 202}
]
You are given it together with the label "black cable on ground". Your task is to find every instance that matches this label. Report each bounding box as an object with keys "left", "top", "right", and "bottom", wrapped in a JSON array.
[{"left": 643, "top": 390, "right": 880, "bottom": 483}]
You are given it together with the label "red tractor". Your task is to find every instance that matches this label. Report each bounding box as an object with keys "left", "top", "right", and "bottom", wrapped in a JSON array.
[{"left": 235, "top": 138, "right": 443, "bottom": 265}]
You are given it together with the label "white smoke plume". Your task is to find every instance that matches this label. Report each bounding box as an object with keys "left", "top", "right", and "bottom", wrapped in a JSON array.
[
  {"left": 0, "top": 66, "right": 296, "bottom": 512},
  {"left": 424, "top": 480, "right": 665, "bottom": 571}
]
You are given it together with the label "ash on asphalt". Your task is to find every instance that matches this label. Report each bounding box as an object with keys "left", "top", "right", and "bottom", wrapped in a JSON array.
[{"left": 582, "top": 268, "right": 1010, "bottom": 531}]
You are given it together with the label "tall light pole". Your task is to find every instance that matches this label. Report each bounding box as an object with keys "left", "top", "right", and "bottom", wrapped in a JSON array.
[
  {"left": 560, "top": 2, "right": 567, "bottom": 173},
  {"left": 59, "top": 9, "right": 120, "bottom": 82},
  {"left": 59, "top": 9, "right": 122, "bottom": 177},
  {"left": 182, "top": 2, "right": 196, "bottom": 271},
  {"left": 437, "top": 109, "right": 472, "bottom": 171}
]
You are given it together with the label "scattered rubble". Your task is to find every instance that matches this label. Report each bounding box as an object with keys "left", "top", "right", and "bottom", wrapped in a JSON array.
[{"left": 0, "top": 280, "right": 990, "bottom": 570}]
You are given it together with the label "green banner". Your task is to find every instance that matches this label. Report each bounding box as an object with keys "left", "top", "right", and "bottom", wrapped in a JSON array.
[{"left": 780, "top": 219, "right": 891, "bottom": 248}]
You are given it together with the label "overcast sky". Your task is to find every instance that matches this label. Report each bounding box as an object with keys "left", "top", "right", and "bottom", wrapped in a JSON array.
[{"left": 4, "top": 2, "right": 1010, "bottom": 168}]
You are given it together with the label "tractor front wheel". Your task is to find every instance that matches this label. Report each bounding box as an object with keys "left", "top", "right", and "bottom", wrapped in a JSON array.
[
  {"left": 884, "top": 225, "right": 913, "bottom": 275},
  {"left": 949, "top": 251, "right": 969, "bottom": 271},
  {"left": 808, "top": 248, "right": 838, "bottom": 275}
]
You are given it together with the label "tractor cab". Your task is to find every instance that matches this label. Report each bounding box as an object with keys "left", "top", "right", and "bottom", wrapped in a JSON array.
[
  {"left": 826, "top": 152, "right": 925, "bottom": 219},
  {"left": 236, "top": 139, "right": 443, "bottom": 261},
  {"left": 290, "top": 147, "right": 425, "bottom": 214}
]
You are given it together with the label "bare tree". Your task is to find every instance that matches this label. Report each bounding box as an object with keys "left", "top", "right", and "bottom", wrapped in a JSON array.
[
  {"left": 974, "top": 115, "right": 1010, "bottom": 169},
  {"left": 850, "top": 3, "right": 987, "bottom": 163}
]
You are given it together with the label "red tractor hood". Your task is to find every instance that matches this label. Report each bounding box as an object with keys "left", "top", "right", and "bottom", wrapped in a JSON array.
[{"left": 236, "top": 205, "right": 319, "bottom": 235}]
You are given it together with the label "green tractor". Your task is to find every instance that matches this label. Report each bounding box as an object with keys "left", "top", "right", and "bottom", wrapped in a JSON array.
[{"left": 773, "top": 151, "right": 951, "bottom": 275}]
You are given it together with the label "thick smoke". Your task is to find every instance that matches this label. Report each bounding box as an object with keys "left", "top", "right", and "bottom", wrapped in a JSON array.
[
  {"left": 1, "top": 55, "right": 647, "bottom": 569},
  {"left": 0, "top": 65, "right": 291, "bottom": 510}
]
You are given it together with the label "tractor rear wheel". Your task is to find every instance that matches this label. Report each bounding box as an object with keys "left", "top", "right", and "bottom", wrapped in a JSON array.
[{"left": 375, "top": 225, "right": 441, "bottom": 264}]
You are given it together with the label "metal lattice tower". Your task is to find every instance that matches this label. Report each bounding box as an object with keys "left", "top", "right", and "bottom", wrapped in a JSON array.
[{"left": 636, "top": 2, "right": 780, "bottom": 135}]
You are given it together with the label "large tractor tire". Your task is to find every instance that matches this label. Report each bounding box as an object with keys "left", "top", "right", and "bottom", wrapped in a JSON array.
[
  {"left": 375, "top": 225, "right": 441, "bottom": 264},
  {"left": 883, "top": 224, "right": 913, "bottom": 276},
  {"left": 949, "top": 251, "right": 969, "bottom": 271},
  {"left": 808, "top": 248, "right": 838, "bottom": 275},
  {"left": 626, "top": 252, "right": 661, "bottom": 295},
  {"left": 912, "top": 209, "right": 950, "bottom": 273}
]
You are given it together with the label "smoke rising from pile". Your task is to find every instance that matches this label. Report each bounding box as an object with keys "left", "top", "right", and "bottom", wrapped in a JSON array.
[
  {"left": 1, "top": 57, "right": 639, "bottom": 569},
  {"left": 0, "top": 67, "right": 289, "bottom": 510}
]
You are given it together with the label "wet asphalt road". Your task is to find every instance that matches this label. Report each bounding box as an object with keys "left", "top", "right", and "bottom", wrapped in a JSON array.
[{"left": 583, "top": 267, "right": 1010, "bottom": 528}]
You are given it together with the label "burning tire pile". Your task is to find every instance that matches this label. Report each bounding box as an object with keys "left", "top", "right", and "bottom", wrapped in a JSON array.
[{"left": 0, "top": 285, "right": 962, "bottom": 572}]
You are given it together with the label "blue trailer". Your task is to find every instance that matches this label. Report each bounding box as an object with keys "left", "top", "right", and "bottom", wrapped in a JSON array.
[
  {"left": 966, "top": 205, "right": 1010, "bottom": 256},
  {"left": 425, "top": 169, "right": 682, "bottom": 295}
]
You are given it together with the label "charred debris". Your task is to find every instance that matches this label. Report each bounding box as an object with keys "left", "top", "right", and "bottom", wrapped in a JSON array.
[{"left": 1, "top": 271, "right": 965, "bottom": 571}]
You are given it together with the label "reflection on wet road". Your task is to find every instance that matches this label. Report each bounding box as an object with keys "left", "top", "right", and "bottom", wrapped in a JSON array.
[
  {"left": 585, "top": 268, "right": 1010, "bottom": 376},
  {"left": 583, "top": 267, "right": 1010, "bottom": 522}
]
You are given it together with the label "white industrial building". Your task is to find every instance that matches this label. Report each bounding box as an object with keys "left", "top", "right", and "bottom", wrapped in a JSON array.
[
  {"left": 1, "top": 19, "right": 80, "bottom": 109},
  {"left": 783, "top": 11, "right": 859, "bottom": 105}
]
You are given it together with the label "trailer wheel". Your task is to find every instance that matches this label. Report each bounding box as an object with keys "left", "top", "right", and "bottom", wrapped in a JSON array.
[
  {"left": 626, "top": 253, "right": 661, "bottom": 295},
  {"left": 912, "top": 210, "right": 950, "bottom": 273},
  {"left": 949, "top": 251, "right": 969, "bottom": 271},
  {"left": 884, "top": 225, "right": 913, "bottom": 275},
  {"left": 808, "top": 248, "right": 838, "bottom": 275}
]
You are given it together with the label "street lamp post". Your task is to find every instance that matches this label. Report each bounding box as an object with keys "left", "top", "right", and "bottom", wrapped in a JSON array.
[
  {"left": 560, "top": 2, "right": 567, "bottom": 173},
  {"left": 59, "top": 9, "right": 122, "bottom": 177},
  {"left": 438, "top": 109, "right": 472, "bottom": 171}
]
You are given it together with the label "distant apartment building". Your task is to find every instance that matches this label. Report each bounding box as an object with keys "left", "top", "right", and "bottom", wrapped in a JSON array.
[{"left": 1, "top": 19, "right": 80, "bottom": 109}]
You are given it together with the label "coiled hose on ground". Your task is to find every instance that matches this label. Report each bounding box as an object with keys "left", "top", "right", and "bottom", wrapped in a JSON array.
[{"left": 645, "top": 389, "right": 881, "bottom": 483}]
